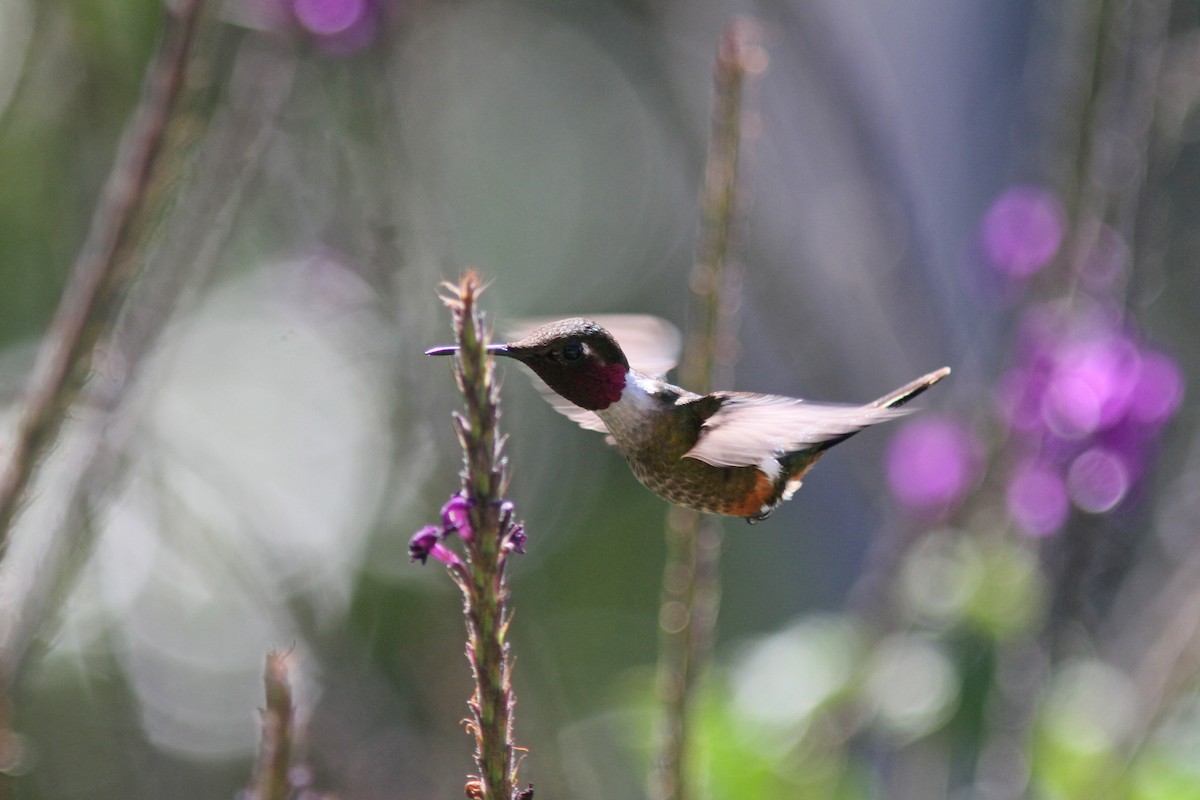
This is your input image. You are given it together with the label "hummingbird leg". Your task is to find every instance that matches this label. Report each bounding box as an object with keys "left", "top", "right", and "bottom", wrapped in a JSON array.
[{"left": 745, "top": 507, "right": 774, "bottom": 524}]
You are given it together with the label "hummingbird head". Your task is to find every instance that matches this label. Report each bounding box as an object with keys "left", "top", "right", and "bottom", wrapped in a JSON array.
[{"left": 427, "top": 318, "right": 631, "bottom": 411}]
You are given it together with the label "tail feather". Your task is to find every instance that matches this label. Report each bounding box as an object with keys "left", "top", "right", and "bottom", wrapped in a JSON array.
[
  {"left": 799, "top": 366, "right": 952, "bottom": 457},
  {"left": 871, "top": 367, "right": 952, "bottom": 410}
]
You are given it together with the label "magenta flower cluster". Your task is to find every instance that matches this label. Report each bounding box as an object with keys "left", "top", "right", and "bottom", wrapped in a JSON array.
[
  {"left": 409, "top": 494, "right": 526, "bottom": 568},
  {"left": 886, "top": 184, "right": 1184, "bottom": 535},
  {"left": 998, "top": 305, "right": 1183, "bottom": 536}
]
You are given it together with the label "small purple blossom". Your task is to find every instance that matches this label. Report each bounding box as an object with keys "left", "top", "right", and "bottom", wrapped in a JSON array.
[
  {"left": 1007, "top": 461, "right": 1070, "bottom": 537},
  {"left": 981, "top": 186, "right": 1066, "bottom": 279},
  {"left": 428, "top": 543, "right": 462, "bottom": 568},
  {"left": 442, "top": 494, "right": 474, "bottom": 541},
  {"left": 504, "top": 524, "right": 527, "bottom": 555},
  {"left": 412, "top": 495, "right": 526, "bottom": 569},
  {"left": 886, "top": 417, "right": 982, "bottom": 514},
  {"left": 409, "top": 525, "right": 444, "bottom": 565},
  {"left": 409, "top": 525, "right": 462, "bottom": 568}
]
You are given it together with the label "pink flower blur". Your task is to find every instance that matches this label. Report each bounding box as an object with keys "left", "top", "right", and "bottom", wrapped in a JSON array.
[
  {"left": 886, "top": 417, "right": 981, "bottom": 514},
  {"left": 981, "top": 186, "right": 1066, "bottom": 278}
]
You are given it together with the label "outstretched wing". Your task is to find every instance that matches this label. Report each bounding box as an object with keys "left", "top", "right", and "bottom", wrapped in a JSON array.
[
  {"left": 539, "top": 396, "right": 611, "bottom": 435},
  {"left": 503, "top": 314, "right": 682, "bottom": 439},
  {"left": 683, "top": 392, "right": 910, "bottom": 468}
]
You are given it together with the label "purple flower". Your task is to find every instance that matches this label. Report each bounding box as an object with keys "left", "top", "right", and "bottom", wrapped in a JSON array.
[
  {"left": 886, "top": 417, "right": 982, "bottom": 514},
  {"left": 1040, "top": 333, "right": 1141, "bottom": 439},
  {"left": 409, "top": 525, "right": 442, "bottom": 564},
  {"left": 409, "top": 525, "right": 461, "bottom": 567},
  {"left": 504, "top": 524, "right": 527, "bottom": 555},
  {"left": 1007, "top": 461, "right": 1069, "bottom": 537},
  {"left": 981, "top": 186, "right": 1065, "bottom": 279},
  {"left": 1128, "top": 349, "right": 1185, "bottom": 425},
  {"left": 290, "top": 0, "right": 378, "bottom": 53},
  {"left": 428, "top": 544, "right": 462, "bottom": 568},
  {"left": 441, "top": 494, "right": 474, "bottom": 541},
  {"left": 293, "top": 0, "right": 366, "bottom": 34}
]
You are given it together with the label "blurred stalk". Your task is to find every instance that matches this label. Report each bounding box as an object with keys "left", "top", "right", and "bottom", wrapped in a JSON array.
[
  {"left": 651, "top": 21, "right": 759, "bottom": 800},
  {"left": 0, "top": 3, "right": 209, "bottom": 795},
  {"left": 247, "top": 651, "right": 297, "bottom": 800},
  {"left": 0, "top": 0, "right": 208, "bottom": 556},
  {"left": 0, "top": 25, "right": 298, "bottom": 695},
  {"left": 439, "top": 273, "right": 526, "bottom": 800},
  {"left": 1057, "top": 0, "right": 1171, "bottom": 309}
]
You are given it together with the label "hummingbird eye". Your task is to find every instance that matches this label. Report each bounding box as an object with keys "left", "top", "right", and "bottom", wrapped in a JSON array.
[{"left": 562, "top": 341, "right": 584, "bottom": 362}]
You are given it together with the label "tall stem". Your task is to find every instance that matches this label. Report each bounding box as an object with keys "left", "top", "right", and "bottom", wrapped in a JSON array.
[
  {"left": 247, "top": 651, "right": 297, "bottom": 800},
  {"left": 442, "top": 273, "right": 521, "bottom": 800},
  {"left": 652, "top": 20, "right": 759, "bottom": 800},
  {"left": 0, "top": 6, "right": 208, "bottom": 797},
  {"left": 0, "top": 0, "right": 207, "bottom": 555}
]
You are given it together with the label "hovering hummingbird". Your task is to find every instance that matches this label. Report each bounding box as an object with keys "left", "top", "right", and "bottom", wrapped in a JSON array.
[{"left": 428, "top": 316, "right": 950, "bottom": 522}]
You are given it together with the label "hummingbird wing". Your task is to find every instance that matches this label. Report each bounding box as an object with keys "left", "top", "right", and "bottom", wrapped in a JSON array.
[
  {"left": 503, "top": 314, "right": 682, "bottom": 441},
  {"left": 538, "top": 393, "right": 612, "bottom": 435},
  {"left": 504, "top": 314, "right": 681, "bottom": 379},
  {"left": 683, "top": 392, "right": 910, "bottom": 468}
]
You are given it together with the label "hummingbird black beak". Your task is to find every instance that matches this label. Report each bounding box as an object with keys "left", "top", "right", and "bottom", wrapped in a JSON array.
[{"left": 424, "top": 344, "right": 514, "bottom": 357}]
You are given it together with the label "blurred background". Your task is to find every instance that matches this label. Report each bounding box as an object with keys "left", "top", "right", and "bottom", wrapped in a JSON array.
[{"left": 0, "top": 0, "right": 1198, "bottom": 798}]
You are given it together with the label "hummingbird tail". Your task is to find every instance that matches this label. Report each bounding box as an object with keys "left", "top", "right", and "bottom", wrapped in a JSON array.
[{"left": 870, "top": 366, "right": 952, "bottom": 410}]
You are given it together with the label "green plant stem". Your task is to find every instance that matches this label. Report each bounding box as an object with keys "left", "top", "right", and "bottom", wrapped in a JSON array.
[
  {"left": 442, "top": 273, "right": 520, "bottom": 800},
  {"left": 0, "top": 6, "right": 208, "bottom": 797},
  {"left": 652, "top": 20, "right": 757, "bottom": 800}
]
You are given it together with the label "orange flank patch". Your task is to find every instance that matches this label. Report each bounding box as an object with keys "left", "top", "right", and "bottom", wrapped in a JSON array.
[
  {"left": 725, "top": 468, "right": 780, "bottom": 518},
  {"left": 724, "top": 456, "right": 822, "bottom": 518}
]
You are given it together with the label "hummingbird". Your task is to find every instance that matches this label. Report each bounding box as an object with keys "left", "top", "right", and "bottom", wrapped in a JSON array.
[{"left": 428, "top": 316, "right": 950, "bottom": 522}]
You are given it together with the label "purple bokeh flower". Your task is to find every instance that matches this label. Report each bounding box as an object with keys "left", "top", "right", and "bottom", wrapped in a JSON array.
[
  {"left": 981, "top": 186, "right": 1066, "bottom": 279},
  {"left": 886, "top": 417, "right": 982, "bottom": 514},
  {"left": 1067, "top": 447, "right": 1130, "bottom": 513},
  {"left": 293, "top": 0, "right": 366, "bottom": 35},
  {"left": 1040, "top": 333, "right": 1141, "bottom": 439},
  {"left": 1128, "top": 349, "right": 1185, "bottom": 424},
  {"left": 290, "top": 0, "right": 379, "bottom": 53},
  {"left": 1007, "top": 461, "right": 1070, "bottom": 537},
  {"left": 996, "top": 303, "right": 1185, "bottom": 531}
]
